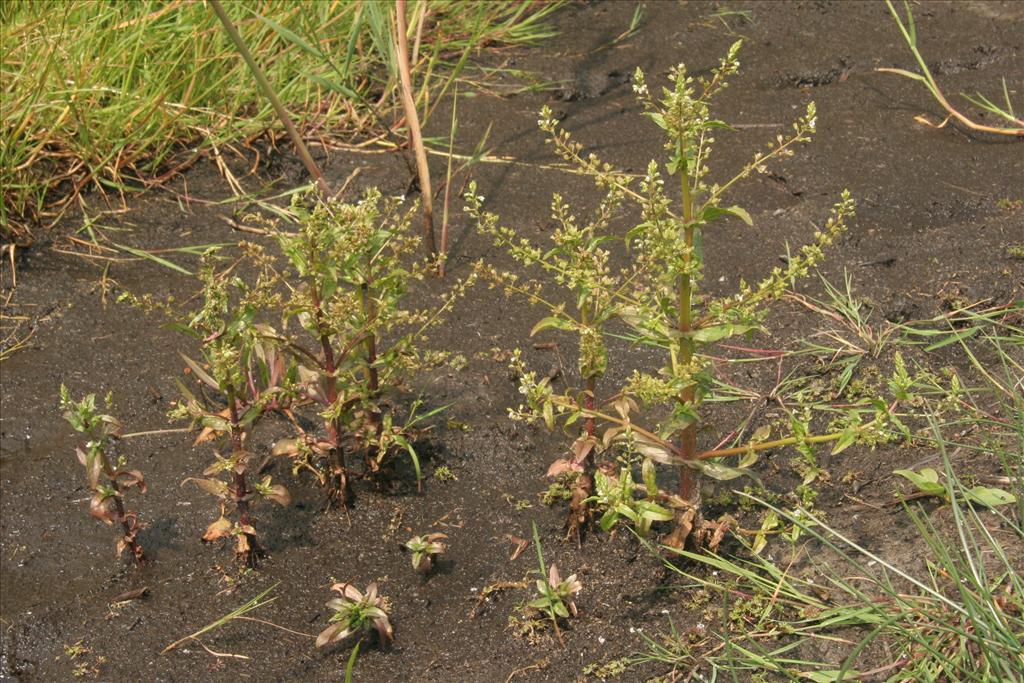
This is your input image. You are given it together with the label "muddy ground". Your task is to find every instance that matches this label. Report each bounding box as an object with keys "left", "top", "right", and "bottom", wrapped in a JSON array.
[{"left": 1, "top": 1, "right": 1022, "bottom": 681}]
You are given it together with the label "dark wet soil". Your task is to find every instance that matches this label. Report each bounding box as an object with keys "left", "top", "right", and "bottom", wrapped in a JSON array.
[{"left": 2, "top": 2, "right": 1022, "bottom": 681}]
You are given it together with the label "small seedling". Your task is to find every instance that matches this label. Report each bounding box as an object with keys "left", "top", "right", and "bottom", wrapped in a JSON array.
[
  {"left": 404, "top": 532, "right": 448, "bottom": 573},
  {"left": 530, "top": 564, "right": 582, "bottom": 621},
  {"left": 318, "top": 582, "right": 394, "bottom": 647},
  {"left": 528, "top": 523, "right": 581, "bottom": 644},
  {"left": 433, "top": 465, "right": 457, "bottom": 482},
  {"left": 590, "top": 463, "right": 674, "bottom": 538},
  {"left": 318, "top": 581, "right": 394, "bottom": 681},
  {"left": 60, "top": 386, "right": 146, "bottom": 564}
]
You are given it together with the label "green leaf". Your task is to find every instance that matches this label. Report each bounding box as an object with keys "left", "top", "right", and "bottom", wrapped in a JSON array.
[
  {"left": 110, "top": 242, "right": 192, "bottom": 275},
  {"left": 893, "top": 468, "right": 945, "bottom": 496},
  {"left": 704, "top": 120, "right": 736, "bottom": 131},
  {"left": 249, "top": 8, "right": 322, "bottom": 58},
  {"left": 830, "top": 427, "right": 859, "bottom": 455},
  {"left": 530, "top": 316, "right": 574, "bottom": 337},
  {"left": 238, "top": 403, "right": 262, "bottom": 429},
  {"left": 542, "top": 401, "right": 554, "bottom": 430},
  {"left": 307, "top": 74, "right": 360, "bottom": 100},
  {"left": 691, "top": 324, "right": 755, "bottom": 343},
  {"left": 878, "top": 67, "right": 928, "bottom": 83},
  {"left": 637, "top": 502, "right": 673, "bottom": 522},
  {"left": 701, "top": 205, "right": 752, "bottom": 226},
  {"left": 923, "top": 327, "right": 980, "bottom": 351},
  {"left": 180, "top": 353, "right": 220, "bottom": 391},
  {"left": 200, "top": 414, "right": 231, "bottom": 432},
  {"left": 633, "top": 437, "right": 675, "bottom": 464},
  {"left": 964, "top": 486, "right": 1017, "bottom": 507},
  {"left": 646, "top": 112, "right": 667, "bottom": 130},
  {"left": 752, "top": 511, "right": 779, "bottom": 556},
  {"left": 800, "top": 671, "right": 861, "bottom": 683},
  {"left": 690, "top": 459, "right": 759, "bottom": 482},
  {"left": 599, "top": 507, "right": 620, "bottom": 532},
  {"left": 393, "top": 434, "right": 422, "bottom": 484},
  {"left": 641, "top": 458, "right": 658, "bottom": 496}
]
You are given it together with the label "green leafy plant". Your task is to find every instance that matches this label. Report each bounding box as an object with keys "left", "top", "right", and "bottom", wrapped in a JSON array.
[
  {"left": 470, "top": 42, "right": 885, "bottom": 549},
  {"left": 60, "top": 386, "right": 146, "bottom": 563},
  {"left": 268, "top": 191, "right": 473, "bottom": 504},
  {"left": 591, "top": 463, "right": 675, "bottom": 539},
  {"left": 527, "top": 523, "right": 581, "bottom": 645},
  {"left": 172, "top": 256, "right": 291, "bottom": 565},
  {"left": 404, "top": 532, "right": 448, "bottom": 573},
  {"left": 317, "top": 581, "right": 394, "bottom": 681}
]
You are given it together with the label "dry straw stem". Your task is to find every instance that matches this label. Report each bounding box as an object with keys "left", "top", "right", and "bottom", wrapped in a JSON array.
[{"left": 395, "top": 0, "right": 437, "bottom": 260}]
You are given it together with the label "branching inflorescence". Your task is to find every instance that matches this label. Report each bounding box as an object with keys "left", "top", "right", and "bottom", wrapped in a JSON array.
[{"left": 469, "top": 41, "right": 889, "bottom": 549}]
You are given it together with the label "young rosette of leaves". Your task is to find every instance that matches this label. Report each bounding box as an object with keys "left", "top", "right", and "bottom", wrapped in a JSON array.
[
  {"left": 529, "top": 564, "right": 582, "bottom": 621},
  {"left": 317, "top": 582, "right": 394, "bottom": 649},
  {"left": 269, "top": 190, "right": 474, "bottom": 502},
  {"left": 404, "top": 532, "right": 448, "bottom": 573},
  {"left": 170, "top": 255, "right": 291, "bottom": 565},
  {"left": 60, "top": 385, "right": 147, "bottom": 563}
]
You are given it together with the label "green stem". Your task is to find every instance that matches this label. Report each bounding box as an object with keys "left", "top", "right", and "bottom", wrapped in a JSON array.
[
  {"left": 677, "top": 143, "right": 698, "bottom": 505},
  {"left": 358, "top": 275, "right": 385, "bottom": 482},
  {"left": 698, "top": 431, "right": 849, "bottom": 460},
  {"left": 345, "top": 640, "right": 361, "bottom": 683},
  {"left": 580, "top": 306, "right": 597, "bottom": 440},
  {"left": 563, "top": 394, "right": 879, "bottom": 465}
]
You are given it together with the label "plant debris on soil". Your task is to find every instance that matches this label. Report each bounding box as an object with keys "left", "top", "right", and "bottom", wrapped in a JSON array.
[{"left": 1, "top": 2, "right": 1022, "bottom": 681}]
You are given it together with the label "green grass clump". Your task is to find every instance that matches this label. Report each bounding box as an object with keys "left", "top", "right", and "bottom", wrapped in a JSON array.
[{"left": 1, "top": 0, "right": 561, "bottom": 243}]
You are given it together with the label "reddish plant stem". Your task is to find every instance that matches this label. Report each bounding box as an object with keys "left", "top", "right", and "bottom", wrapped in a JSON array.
[
  {"left": 110, "top": 487, "right": 143, "bottom": 564},
  {"left": 677, "top": 145, "right": 699, "bottom": 507},
  {"left": 99, "top": 452, "right": 144, "bottom": 563},
  {"left": 226, "top": 391, "right": 248, "bottom": 525},
  {"left": 226, "top": 384, "right": 257, "bottom": 564},
  {"left": 310, "top": 279, "right": 348, "bottom": 505},
  {"left": 359, "top": 282, "right": 381, "bottom": 406}
]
